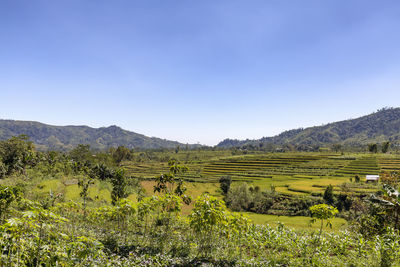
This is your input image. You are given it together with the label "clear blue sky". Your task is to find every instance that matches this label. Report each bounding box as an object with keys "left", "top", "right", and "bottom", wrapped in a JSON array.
[{"left": 1, "top": 1, "right": 400, "bottom": 145}]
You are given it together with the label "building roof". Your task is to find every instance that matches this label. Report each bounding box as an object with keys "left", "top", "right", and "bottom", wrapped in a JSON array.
[{"left": 366, "top": 175, "right": 379, "bottom": 181}]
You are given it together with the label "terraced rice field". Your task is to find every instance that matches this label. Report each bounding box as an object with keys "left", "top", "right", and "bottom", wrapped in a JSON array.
[
  {"left": 123, "top": 152, "right": 400, "bottom": 197},
  {"left": 202, "top": 154, "right": 345, "bottom": 181},
  {"left": 123, "top": 162, "right": 170, "bottom": 179},
  {"left": 379, "top": 158, "right": 400, "bottom": 172},
  {"left": 336, "top": 157, "right": 380, "bottom": 176}
]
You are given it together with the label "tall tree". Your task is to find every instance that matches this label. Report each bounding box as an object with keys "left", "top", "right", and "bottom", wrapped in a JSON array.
[
  {"left": 219, "top": 176, "right": 232, "bottom": 195},
  {"left": 368, "top": 143, "right": 378, "bottom": 153},
  {"left": 382, "top": 141, "right": 390, "bottom": 153},
  {"left": 69, "top": 144, "right": 92, "bottom": 163},
  {"left": 323, "top": 184, "right": 335, "bottom": 205}
]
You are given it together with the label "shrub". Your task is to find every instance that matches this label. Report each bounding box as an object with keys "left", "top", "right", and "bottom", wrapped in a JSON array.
[{"left": 189, "top": 194, "right": 229, "bottom": 257}]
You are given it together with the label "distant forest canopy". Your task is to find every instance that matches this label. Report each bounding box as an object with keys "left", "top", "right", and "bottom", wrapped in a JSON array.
[
  {"left": 217, "top": 107, "right": 400, "bottom": 151},
  {"left": 1, "top": 107, "right": 400, "bottom": 152}
]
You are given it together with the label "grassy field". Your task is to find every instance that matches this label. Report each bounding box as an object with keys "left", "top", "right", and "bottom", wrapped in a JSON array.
[{"left": 245, "top": 213, "right": 348, "bottom": 231}]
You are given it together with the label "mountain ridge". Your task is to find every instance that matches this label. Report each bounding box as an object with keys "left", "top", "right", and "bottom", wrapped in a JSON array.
[
  {"left": 217, "top": 107, "right": 400, "bottom": 149},
  {"left": 0, "top": 119, "right": 188, "bottom": 151},
  {"left": 2, "top": 107, "right": 400, "bottom": 151}
]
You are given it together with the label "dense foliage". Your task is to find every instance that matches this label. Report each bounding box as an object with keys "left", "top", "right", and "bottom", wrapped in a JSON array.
[
  {"left": 2, "top": 188, "right": 400, "bottom": 266},
  {"left": 2, "top": 136, "right": 400, "bottom": 266},
  {"left": 225, "top": 183, "right": 325, "bottom": 216}
]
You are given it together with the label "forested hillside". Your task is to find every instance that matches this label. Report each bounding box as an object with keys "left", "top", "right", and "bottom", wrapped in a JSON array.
[
  {"left": 0, "top": 120, "right": 185, "bottom": 151},
  {"left": 218, "top": 107, "right": 400, "bottom": 149}
]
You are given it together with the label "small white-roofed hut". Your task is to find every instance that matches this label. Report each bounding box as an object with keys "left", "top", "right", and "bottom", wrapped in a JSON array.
[{"left": 366, "top": 175, "right": 379, "bottom": 182}]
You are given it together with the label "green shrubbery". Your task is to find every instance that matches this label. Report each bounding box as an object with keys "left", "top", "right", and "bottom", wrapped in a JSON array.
[
  {"left": 2, "top": 136, "right": 400, "bottom": 265},
  {"left": 2, "top": 191, "right": 400, "bottom": 266},
  {"left": 226, "top": 183, "right": 323, "bottom": 216}
]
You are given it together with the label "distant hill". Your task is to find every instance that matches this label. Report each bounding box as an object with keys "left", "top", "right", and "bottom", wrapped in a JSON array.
[
  {"left": 217, "top": 107, "right": 400, "bottom": 149},
  {"left": 0, "top": 120, "right": 187, "bottom": 151}
]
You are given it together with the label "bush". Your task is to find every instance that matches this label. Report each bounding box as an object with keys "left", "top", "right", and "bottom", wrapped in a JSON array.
[{"left": 226, "top": 183, "right": 252, "bottom": 211}]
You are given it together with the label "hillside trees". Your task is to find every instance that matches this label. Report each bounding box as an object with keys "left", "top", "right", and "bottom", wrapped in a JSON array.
[
  {"left": 368, "top": 143, "right": 378, "bottom": 153},
  {"left": 225, "top": 183, "right": 324, "bottom": 216},
  {"left": 112, "top": 146, "right": 133, "bottom": 165},
  {"left": 69, "top": 144, "right": 92, "bottom": 163},
  {"left": 332, "top": 143, "right": 343, "bottom": 153},
  {"left": 323, "top": 185, "right": 335, "bottom": 205},
  {"left": 226, "top": 183, "right": 255, "bottom": 211},
  {"left": 0, "top": 135, "right": 36, "bottom": 176},
  {"left": 110, "top": 169, "right": 129, "bottom": 205},
  {"left": 382, "top": 141, "right": 390, "bottom": 153},
  {"left": 219, "top": 175, "right": 232, "bottom": 196}
]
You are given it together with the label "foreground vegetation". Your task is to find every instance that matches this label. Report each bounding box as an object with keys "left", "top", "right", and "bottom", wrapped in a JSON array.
[{"left": 2, "top": 136, "right": 400, "bottom": 266}]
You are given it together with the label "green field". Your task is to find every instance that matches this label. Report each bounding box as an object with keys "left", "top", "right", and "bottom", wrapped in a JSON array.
[{"left": 245, "top": 213, "right": 348, "bottom": 231}]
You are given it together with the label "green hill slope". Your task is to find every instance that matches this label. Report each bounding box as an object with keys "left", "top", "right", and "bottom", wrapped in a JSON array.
[
  {"left": 0, "top": 120, "right": 186, "bottom": 151},
  {"left": 218, "top": 107, "right": 400, "bottom": 148}
]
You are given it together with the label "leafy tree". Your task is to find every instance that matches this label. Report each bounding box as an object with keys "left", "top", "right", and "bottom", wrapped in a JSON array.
[
  {"left": 110, "top": 169, "right": 129, "bottom": 205},
  {"left": 335, "top": 193, "right": 352, "bottom": 212},
  {"left": 112, "top": 146, "right": 132, "bottom": 165},
  {"left": 0, "top": 161, "right": 7, "bottom": 178},
  {"left": 219, "top": 175, "right": 232, "bottom": 195},
  {"left": 91, "top": 163, "right": 114, "bottom": 180},
  {"left": 355, "top": 174, "right": 361, "bottom": 183},
  {"left": 226, "top": 183, "right": 253, "bottom": 211},
  {"left": 0, "top": 135, "right": 35, "bottom": 175},
  {"left": 78, "top": 175, "right": 95, "bottom": 215},
  {"left": 0, "top": 185, "right": 21, "bottom": 222},
  {"left": 91, "top": 198, "right": 136, "bottom": 242},
  {"left": 189, "top": 194, "right": 229, "bottom": 257},
  {"left": 323, "top": 184, "right": 335, "bottom": 205},
  {"left": 309, "top": 204, "right": 339, "bottom": 263},
  {"left": 332, "top": 143, "right": 342, "bottom": 153},
  {"left": 43, "top": 151, "right": 59, "bottom": 174},
  {"left": 154, "top": 160, "right": 191, "bottom": 204},
  {"left": 368, "top": 143, "right": 378, "bottom": 153},
  {"left": 69, "top": 144, "right": 92, "bottom": 163},
  {"left": 310, "top": 204, "right": 338, "bottom": 231},
  {"left": 382, "top": 141, "right": 390, "bottom": 153}
]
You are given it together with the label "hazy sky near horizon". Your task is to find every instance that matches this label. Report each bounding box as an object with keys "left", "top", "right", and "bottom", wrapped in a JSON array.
[{"left": 1, "top": 1, "right": 400, "bottom": 145}]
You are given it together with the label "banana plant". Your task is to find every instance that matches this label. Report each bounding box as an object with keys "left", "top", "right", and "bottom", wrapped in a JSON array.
[{"left": 369, "top": 184, "right": 400, "bottom": 229}]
